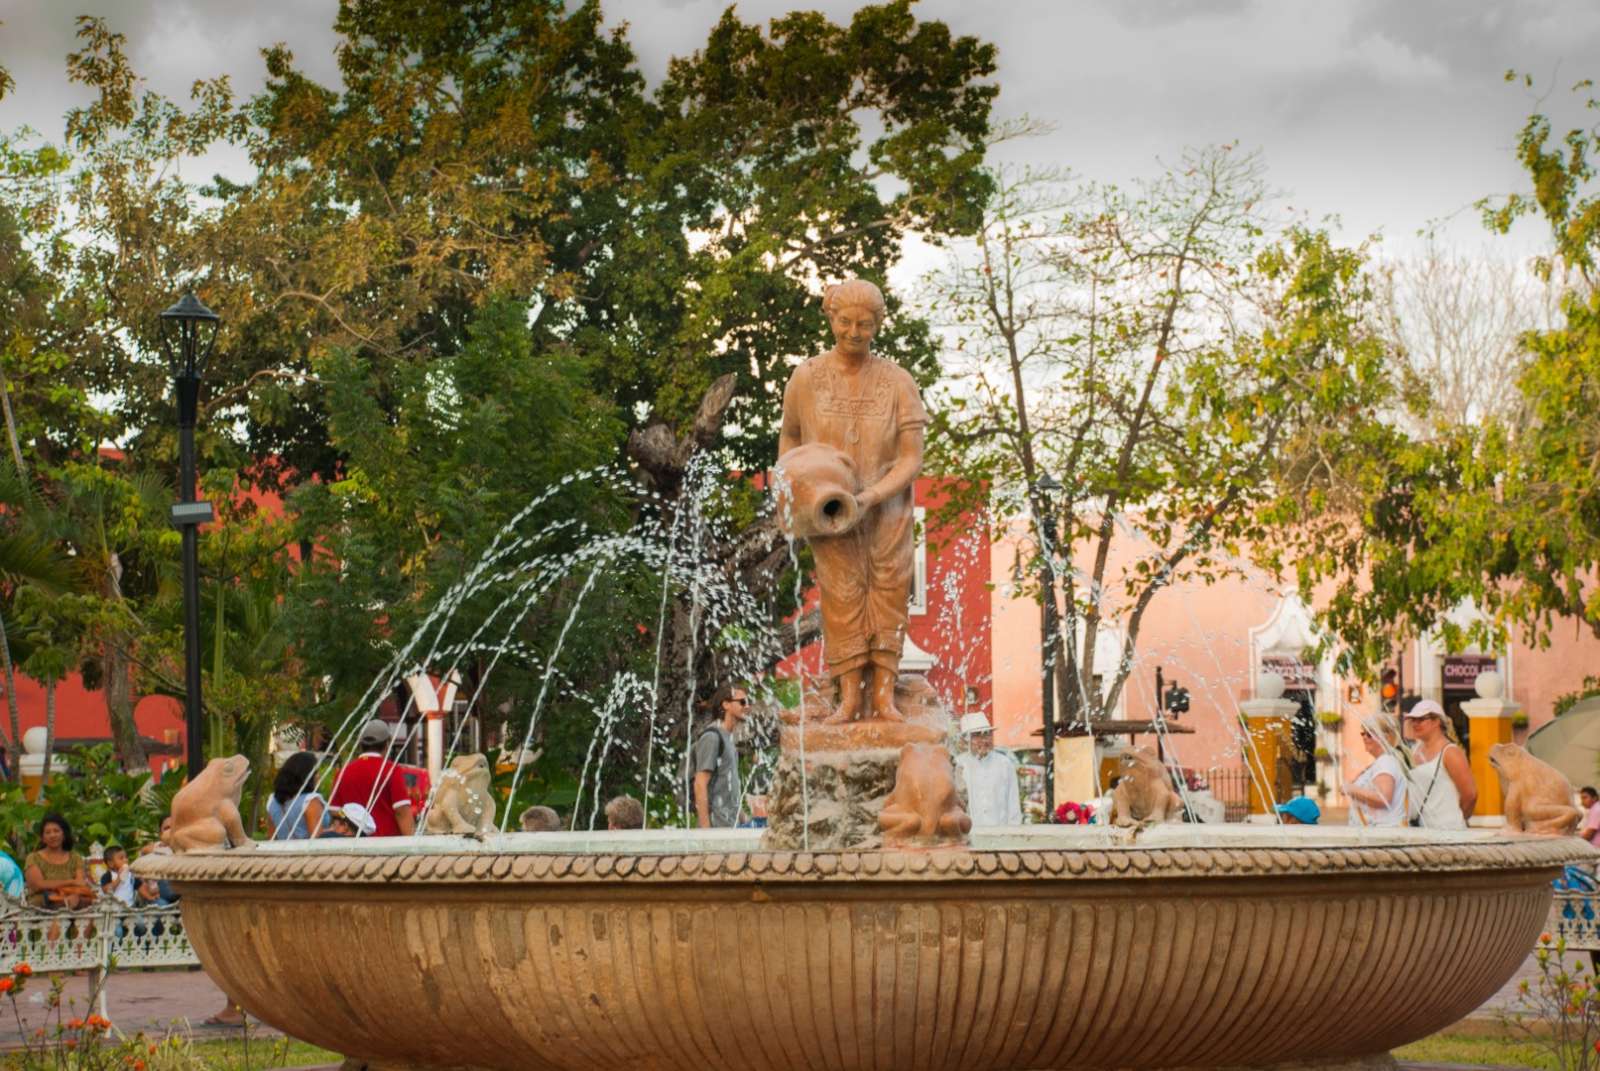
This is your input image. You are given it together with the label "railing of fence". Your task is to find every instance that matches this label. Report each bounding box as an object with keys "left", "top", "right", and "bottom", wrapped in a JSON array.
[{"left": 0, "top": 899, "right": 196, "bottom": 974}]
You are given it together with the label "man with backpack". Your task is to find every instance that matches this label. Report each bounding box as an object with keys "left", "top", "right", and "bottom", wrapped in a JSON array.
[{"left": 692, "top": 684, "right": 750, "bottom": 828}]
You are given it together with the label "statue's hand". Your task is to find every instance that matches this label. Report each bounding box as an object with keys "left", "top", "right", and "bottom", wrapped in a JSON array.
[{"left": 854, "top": 487, "right": 880, "bottom": 513}]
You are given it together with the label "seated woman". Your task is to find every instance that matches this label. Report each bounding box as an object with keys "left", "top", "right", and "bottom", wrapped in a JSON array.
[
  {"left": 23, "top": 814, "right": 94, "bottom": 910},
  {"left": 267, "top": 751, "right": 328, "bottom": 840}
]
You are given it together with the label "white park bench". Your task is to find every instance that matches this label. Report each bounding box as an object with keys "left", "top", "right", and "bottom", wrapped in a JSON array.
[{"left": 0, "top": 895, "right": 197, "bottom": 1016}]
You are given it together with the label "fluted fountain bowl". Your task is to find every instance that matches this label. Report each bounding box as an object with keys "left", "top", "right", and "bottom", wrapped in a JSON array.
[{"left": 136, "top": 825, "right": 1591, "bottom": 1071}]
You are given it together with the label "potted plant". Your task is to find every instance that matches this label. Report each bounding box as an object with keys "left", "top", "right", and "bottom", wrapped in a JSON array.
[
  {"left": 1317, "top": 711, "right": 1343, "bottom": 729},
  {"left": 1313, "top": 746, "right": 1333, "bottom": 764}
]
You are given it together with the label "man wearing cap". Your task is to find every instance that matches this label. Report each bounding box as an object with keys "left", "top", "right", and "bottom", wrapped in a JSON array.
[
  {"left": 329, "top": 720, "right": 416, "bottom": 837},
  {"left": 1275, "top": 797, "right": 1320, "bottom": 825},
  {"left": 955, "top": 712, "right": 1022, "bottom": 827}
]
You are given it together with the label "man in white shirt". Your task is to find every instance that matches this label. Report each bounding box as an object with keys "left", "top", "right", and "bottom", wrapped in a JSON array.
[{"left": 954, "top": 712, "right": 1023, "bottom": 826}]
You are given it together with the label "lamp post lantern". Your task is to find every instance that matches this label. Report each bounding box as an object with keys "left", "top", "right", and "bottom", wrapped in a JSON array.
[
  {"left": 159, "top": 292, "right": 219, "bottom": 780},
  {"left": 1033, "top": 471, "right": 1062, "bottom": 813}
]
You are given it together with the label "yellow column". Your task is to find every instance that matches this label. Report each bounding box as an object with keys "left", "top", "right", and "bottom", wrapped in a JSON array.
[
  {"left": 1245, "top": 716, "right": 1292, "bottom": 815},
  {"left": 1467, "top": 714, "right": 1515, "bottom": 817},
  {"left": 1462, "top": 672, "right": 1518, "bottom": 819}
]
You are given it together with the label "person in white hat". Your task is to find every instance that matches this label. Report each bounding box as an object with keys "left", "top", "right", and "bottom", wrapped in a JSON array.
[
  {"left": 324, "top": 803, "right": 378, "bottom": 838},
  {"left": 1401, "top": 698, "right": 1475, "bottom": 828},
  {"left": 954, "top": 712, "right": 1022, "bottom": 827}
]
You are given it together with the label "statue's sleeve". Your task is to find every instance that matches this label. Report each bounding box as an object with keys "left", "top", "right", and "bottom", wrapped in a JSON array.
[
  {"left": 780, "top": 362, "right": 806, "bottom": 444},
  {"left": 896, "top": 370, "right": 928, "bottom": 432}
]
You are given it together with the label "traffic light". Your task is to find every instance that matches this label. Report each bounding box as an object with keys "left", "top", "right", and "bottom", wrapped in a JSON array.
[{"left": 1379, "top": 667, "right": 1400, "bottom": 713}]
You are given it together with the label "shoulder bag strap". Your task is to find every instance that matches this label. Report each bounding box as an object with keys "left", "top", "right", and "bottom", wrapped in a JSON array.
[{"left": 1417, "top": 746, "right": 1447, "bottom": 814}]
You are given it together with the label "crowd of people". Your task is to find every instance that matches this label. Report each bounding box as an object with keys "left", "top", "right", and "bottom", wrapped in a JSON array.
[
  {"left": 0, "top": 813, "right": 181, "bottom": 917},
  {"left": 257, "top": 718, "right": 651, "bottom": 841}
]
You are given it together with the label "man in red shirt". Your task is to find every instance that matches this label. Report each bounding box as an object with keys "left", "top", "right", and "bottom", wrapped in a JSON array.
[{"left": 329, "top": 720, "right": 417, "bottom": 836}]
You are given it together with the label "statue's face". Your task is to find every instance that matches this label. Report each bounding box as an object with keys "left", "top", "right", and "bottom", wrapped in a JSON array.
[{"left": 828, "top": 304, "right": 880, "bottom": 357}]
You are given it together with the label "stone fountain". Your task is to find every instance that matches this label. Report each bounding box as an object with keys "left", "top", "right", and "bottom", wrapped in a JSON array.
[{"left": 139, "top": 280, "right": 1594, "bottom": 1071}]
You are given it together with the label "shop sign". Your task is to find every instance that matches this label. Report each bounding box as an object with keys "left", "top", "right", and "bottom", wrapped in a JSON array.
[
  {"left": 1263, "top": 654, "right": 1316, "bottom": 691},
  {"left": 1442, "top": 655, "right": 1497, "bottom": 690}
]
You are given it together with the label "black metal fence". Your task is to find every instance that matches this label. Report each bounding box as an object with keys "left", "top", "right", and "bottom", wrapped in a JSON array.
[{"left": 1201, "top": 766, "right": 1252, "bottom": 823}]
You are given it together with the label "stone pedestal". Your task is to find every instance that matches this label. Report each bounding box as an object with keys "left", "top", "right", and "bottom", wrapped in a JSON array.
[
  {"left": 765, "top": 748, "right": 903, "bottom": 851},
  {"left": 1461, "top": 670, "right": 1519, "bottom": 817},
  {"left": 763, "top": 674, "right": 956, "bottom": 851},
  {"left": 1241, "top": 673, "right": 1299, "bottom": 816}
]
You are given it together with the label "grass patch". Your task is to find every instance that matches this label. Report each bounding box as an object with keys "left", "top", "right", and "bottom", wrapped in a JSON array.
[
  {"left": 186, "top": 1037, "right": 337, "bottom": 1069},
  {"left": 2, "top": 1036, "right": 337, "bottom": 1070},
  {"left": 1394, "top": 1031, "right": 1565, "bottom": 1069}
]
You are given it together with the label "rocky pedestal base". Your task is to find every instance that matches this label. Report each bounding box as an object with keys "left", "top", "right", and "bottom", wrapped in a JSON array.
[
  {"left": 764, "top": 746, "right": 901, "bottom": 851},
  {"left": 763, "top": 673, "right": 960, "bottom": 851}
]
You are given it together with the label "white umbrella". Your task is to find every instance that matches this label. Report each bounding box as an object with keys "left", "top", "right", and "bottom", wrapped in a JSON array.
[{"left": 1526, "top": 698, "right": 1600, "bottom": 788}]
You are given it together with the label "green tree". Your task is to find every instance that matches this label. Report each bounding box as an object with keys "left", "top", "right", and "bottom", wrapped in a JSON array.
[
  {"left": 282, "top": 297, "right": 626, "bottom": 736},
  {"left": 927, "top": 148, "right": 1400, "bottom": 721},
  {"left": 1293, "top": 75, "right": 1600, "bottom": 668}
]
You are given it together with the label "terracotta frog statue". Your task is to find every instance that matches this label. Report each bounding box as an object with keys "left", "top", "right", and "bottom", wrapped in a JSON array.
[
  {"left": 1490, "top": 743, "right": 1583, "bottom": 836},
  {"left": 878, "top": 743, "right": 972, "bottom": 849},
  {"left": 424, "top": 754, "right": 497, "bottom": 836},
  {"left": 1108, "top": 747, "right": 1185, "bottom": 827},
  {"left": 168, "top": 755, "right": 256, "bottom": 852}
]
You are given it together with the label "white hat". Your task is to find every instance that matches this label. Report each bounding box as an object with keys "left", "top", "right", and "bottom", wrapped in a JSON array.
[
  {"left": 331, "top": 802, "right": 377, "bottom": 836},
  {"left": 1402, "top": 699, "right": 1446, "bottom": 721},
  {"left": 958, "top": 712, "right": 994, "bottom": 736}
]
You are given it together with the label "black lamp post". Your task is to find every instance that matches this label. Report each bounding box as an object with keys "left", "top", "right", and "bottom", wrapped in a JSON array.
[
  {"left": 160, "top": 293, "right": 219, "bottom": 780},
  {"left": 1034, "top": 471, "right": 1062, "bottom": 813}
]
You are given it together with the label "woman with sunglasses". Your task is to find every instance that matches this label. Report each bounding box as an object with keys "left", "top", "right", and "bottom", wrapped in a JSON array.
[
  {"left": 1341, "top": 713, "right": 1409, "bottom": 827},
  {"left": 1402, "top": 699, "right": 1475, "bottom": 829}
]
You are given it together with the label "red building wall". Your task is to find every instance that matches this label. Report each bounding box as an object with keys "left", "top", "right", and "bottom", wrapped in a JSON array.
[{"left": 775, "top": 477, "right": 993, "bottom": 717}]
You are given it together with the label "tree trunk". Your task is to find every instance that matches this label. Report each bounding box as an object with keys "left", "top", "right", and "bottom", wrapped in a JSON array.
[
  {"left": 103, "top": 638, "right": 147, "bottom": 771},
  {"left": 0, "top": 362, "right": 27, "bottom": 480},
  {"left": 40, "top": 678, "right": 55, "bottom": 784},
  {"left": 0, "top": 612, "right": 20, "bottom": 782}
]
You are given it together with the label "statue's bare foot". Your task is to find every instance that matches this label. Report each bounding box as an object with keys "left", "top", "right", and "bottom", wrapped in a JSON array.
[
  {"left": 869, "top": 674, "right": 904, "bottom": 722},
  {"left": 823, "top": 674, "right": 863, "bottom": 724}
]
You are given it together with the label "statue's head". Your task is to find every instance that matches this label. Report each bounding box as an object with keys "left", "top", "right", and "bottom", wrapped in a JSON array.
[{"left": 823, "top": 279, "right": 887, "bottom": 356}]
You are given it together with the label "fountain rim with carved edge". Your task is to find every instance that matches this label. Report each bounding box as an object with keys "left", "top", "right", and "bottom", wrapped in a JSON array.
[{"left": 137, "top": 825, "right": 1594, "bottom": 1071}]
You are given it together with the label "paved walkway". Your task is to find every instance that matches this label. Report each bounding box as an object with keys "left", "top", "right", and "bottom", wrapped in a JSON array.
[{"left": 0, "top": 966, "right": 276, "bottom": 1047}]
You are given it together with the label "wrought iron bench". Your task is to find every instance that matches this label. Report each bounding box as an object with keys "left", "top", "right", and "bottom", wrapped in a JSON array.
[
  {"left": 1552, "top": 888, "right": 1600, "bottom": 952},
  {"left": 0, "top": 895, "right": 197, "bottom": 1016}
]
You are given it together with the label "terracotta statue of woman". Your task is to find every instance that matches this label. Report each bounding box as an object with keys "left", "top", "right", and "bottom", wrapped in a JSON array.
[{"left": 778, "top": 279, "right": 926, "bottom": 723}]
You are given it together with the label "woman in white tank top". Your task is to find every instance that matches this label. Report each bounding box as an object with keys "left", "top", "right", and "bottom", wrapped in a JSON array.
[
  {"left": 1402, "top": 699, "right": 1476, "bottom": 829},
  {"left": 1343, "top": 712, "right": 1409, "bottom": 827}
]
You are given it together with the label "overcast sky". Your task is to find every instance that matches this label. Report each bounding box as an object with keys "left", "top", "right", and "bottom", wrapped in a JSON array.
[{"left": 1, "top": 0, "right": 1595, "bottom": 271}]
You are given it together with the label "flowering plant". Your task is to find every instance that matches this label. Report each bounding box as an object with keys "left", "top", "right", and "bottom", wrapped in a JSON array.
[
  {"left": 1052, "top": 800, "right": 1093, "bottom": 825},
  {"left": 1504, "top": 933, "right": 1600, "bottom": 1068}
]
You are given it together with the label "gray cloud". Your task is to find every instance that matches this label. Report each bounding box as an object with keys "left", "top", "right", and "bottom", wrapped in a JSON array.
[{"left": 2, "top": 0, "right": 1594, "bottom": 256}]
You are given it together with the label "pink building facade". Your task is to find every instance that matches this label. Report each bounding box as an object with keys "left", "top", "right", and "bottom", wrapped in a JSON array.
[{"left": 988, "top": 520, "right": 1600, "bottom": 803}]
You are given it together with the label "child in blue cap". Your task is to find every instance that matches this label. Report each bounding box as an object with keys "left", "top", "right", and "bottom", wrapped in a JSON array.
[{"left": 1276, "top": 797, "right": 1321, "bottom": 825}]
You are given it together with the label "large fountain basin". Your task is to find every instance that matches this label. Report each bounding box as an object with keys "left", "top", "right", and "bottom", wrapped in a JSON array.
[{"left": 138, "top": 827, "right": 1590, "bottom": 1071}]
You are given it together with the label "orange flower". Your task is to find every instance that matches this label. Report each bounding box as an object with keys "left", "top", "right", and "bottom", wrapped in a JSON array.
[
  {"left": 12, "top": 963, "right": 31, "bottom": 977},
  {"left": 67, "top": 1017, "right": 84, "bottom": 1030},
  {"left": 1542, "top": 932, "right": 1554, "bottom": 944},
  {"left": 134, "top": 1061, "right": 146, "bottom": 1071},
  {"left": 0, "top": 978, "right": 13, "bottom": 994}
]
